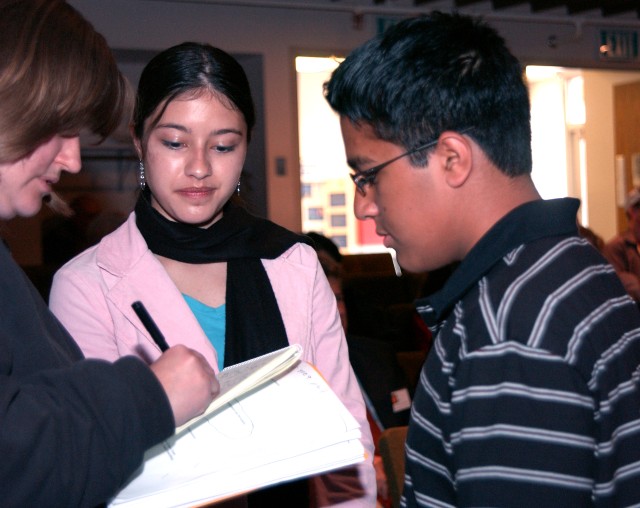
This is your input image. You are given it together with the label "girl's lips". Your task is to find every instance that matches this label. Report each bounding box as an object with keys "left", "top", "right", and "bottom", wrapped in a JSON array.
[{"left": 177, "top": 187, "right": 214, "bottom": 197}]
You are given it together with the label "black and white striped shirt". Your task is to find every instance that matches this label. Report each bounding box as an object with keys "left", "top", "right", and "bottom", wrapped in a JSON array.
[{"left": 403, "top": 198, "right": 640, "bottom": 507}]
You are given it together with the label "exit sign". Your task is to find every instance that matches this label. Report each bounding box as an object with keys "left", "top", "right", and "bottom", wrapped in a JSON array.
[{"left": 599, "top": 29, "right": 639, "bottom": 61}]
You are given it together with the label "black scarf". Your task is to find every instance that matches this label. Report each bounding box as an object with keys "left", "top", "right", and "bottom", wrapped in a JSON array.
[{"left": 135, "top": 193, "right": 311, "bottom": 368}]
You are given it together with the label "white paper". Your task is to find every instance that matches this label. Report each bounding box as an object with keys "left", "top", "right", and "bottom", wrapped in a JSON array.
[{"left": 109, "top": 361, "right": 364, "bottom": 507}]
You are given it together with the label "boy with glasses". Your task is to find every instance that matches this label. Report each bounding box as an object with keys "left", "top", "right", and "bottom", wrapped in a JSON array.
[{"left": 325, "top": 11, "right": 640, "bottom": 507}]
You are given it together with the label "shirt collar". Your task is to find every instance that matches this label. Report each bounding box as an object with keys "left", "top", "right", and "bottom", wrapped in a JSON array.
[{"left": 416, "top": 198, "right": 580, "bottom": 326}]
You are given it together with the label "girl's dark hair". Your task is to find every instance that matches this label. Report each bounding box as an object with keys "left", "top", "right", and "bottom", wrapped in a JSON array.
[
  {"left": 133, "top": 42, "right": 255, "bottom": 145},
  {"left": 0, "top": 0, "right": 128, "bottom": 163}
]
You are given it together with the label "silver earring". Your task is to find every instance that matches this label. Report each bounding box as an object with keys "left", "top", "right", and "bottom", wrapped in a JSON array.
[
  {"left": 138, "top": 160, "right": 146, "bottom": 189},
  {"left": 236, "top": 179, "right": 241, "bottom": 195}
]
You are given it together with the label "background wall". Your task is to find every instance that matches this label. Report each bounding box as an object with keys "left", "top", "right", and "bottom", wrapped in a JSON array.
[
  {"left": 69, "top": 0, "right": 377, "bottom": 233},
  {"left": 7, "top": 0, "right": 640, "bottom": 265},
  {"left": 583, "top": 70, "right": 640, "bottom": 241}
]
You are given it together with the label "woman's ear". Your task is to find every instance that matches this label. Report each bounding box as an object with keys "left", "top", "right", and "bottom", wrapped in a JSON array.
[{"left": 439, "top": 131, "right": 473, "bottom": 189}]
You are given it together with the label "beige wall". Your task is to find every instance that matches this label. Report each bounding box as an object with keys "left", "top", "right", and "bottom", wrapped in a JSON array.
[
  {"left": 8, "top": 0, "right": 640, "bottom": 264},
  {"left": 67, "top": 1, "right": 640, "bottom": 226}
]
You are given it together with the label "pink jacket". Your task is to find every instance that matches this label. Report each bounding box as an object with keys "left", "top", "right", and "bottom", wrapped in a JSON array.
[{"left": 49, "top": 212, "right": 376, "bottom": 507}]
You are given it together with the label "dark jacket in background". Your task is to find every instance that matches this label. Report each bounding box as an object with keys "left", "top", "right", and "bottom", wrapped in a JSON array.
[{"left": 347, "top": 334, "right": 411, "bottom": 430}]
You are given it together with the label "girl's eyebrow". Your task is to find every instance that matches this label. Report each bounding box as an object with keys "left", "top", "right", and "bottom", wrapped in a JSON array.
[
  {"left": 155, "top": 123, "right": 244, "bottom": 137},
  {"left": 214, "top": 128, "right": 244, "bottom": 136},
  {"left": 156, "top": 122, "right": 189, "bottom": 133}
]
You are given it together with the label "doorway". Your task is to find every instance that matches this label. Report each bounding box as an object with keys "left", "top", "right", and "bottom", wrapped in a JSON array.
[{"left": 296, "top": 57, "right": 590, "bottom": 254}]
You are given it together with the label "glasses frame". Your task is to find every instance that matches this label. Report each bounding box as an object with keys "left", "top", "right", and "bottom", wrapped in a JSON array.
[{"left": 349, "top": 128, "right": 472, "bottom": 196}]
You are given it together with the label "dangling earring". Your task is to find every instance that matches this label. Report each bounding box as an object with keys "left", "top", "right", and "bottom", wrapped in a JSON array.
[
  {"left": 138, "top": 160, "right": 146, "bottom": 190},
  {"left": 236, "top": 179, "right": 241, "bottom": 196}
]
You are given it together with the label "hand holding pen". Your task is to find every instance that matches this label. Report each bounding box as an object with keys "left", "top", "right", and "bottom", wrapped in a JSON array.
[{"left": 132, "top": 300, "right": 219, "bottom": 426}]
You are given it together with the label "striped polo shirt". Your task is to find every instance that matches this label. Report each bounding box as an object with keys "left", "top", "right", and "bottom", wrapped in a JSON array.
[{"left": 402, "top": 198, "right": 640, "bottom": 507}]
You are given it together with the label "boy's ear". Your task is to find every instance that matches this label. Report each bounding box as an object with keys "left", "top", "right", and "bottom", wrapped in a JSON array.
[{"left": 438, "top": 131, "right": 473, "bottom": 189}]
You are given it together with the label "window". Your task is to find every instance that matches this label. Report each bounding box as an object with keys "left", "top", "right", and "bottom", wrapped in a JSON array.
[
  {"left": 308, "top": 207, "right": 324, "bottom": 221},
  {"left": 331, "top": 214, "right": 346, "bottom": 227},
  {"left": 330, "top": 193, "right": 346, "bottom": 207},
  {"left": 332, "top": 235, "right": 347, "bottom": 248}
]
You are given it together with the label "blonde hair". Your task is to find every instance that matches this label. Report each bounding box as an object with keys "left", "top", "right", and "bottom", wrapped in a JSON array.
[{"left": 0, "top": 0, "right": 128, "bottom": 163}]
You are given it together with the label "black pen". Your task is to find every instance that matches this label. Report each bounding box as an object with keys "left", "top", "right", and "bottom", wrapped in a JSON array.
[{"left": 131, "top": 301, "right": 170, "bottom": 352}]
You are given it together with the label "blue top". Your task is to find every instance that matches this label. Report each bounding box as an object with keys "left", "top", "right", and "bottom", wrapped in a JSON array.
[{"left": 183, "top": 294, "right": 226, "bottom": 371}]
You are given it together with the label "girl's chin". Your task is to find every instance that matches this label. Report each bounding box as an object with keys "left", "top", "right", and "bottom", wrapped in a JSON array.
[
  {"left": 156, "top": 204, "right": 223, "bottom": 228},
  {"left": 177, "top": 212, "right": 223, "bottom": 229}
]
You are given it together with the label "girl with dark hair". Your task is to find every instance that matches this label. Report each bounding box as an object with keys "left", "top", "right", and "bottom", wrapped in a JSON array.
[
  {"left": 50, "top": 42, "right": 375, "bottom": 506},
  {"left": 0, "top": 2, "right": 217, "bottom": 505}
]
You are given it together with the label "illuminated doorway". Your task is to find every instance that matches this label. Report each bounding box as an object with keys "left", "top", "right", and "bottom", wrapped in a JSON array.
[{"left": 296, "top": 57, "right": 589, "bottom": 253}]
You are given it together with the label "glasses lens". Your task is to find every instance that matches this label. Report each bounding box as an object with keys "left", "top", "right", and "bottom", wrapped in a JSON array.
[{"left": 350, "top": 174, "right": 365, "bottom": 196}]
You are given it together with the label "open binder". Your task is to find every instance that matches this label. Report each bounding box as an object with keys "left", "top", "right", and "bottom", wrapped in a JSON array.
[{"left": 109, "top": 345, "right": 365, "bottom": 507}]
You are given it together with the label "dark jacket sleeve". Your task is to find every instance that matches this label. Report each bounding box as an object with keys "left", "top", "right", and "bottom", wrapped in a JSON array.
[
  {"left": 0, "top": 353, "right": 174, "bottom": 507},
  {"left": 0, "top": 244, "right": 174, "bottom": 507}
]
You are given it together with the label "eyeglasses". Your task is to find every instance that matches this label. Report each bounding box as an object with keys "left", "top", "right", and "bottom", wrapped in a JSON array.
[
  {"left": 349, "top": 138, "right": 438, "bottom": 196},
  {"left": 349, "top": 128, "right": 471, "bottom": 196}
]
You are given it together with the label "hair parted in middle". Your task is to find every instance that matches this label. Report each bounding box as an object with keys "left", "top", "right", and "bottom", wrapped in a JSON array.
[
  {"left": 324, "top": 11, "right": 532, "bottom": 177},
  {"left": 132, "top": 42, "right": 255, "bottom": 147}
]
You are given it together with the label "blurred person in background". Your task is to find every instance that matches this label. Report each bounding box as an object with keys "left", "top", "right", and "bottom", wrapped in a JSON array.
[{"left": 604, "top": 187, "right": 640, "bottom": 303}]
